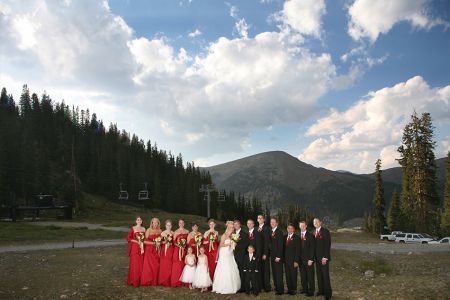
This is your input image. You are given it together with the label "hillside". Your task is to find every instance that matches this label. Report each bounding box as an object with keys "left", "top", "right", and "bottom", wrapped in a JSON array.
[{"left": 206, "top": 151, "right": 400, "bottom": 221}]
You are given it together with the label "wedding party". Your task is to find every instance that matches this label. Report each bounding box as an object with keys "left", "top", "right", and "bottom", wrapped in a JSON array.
[{"left": 127, "top": 215, "right": 332, "bottom": 299}]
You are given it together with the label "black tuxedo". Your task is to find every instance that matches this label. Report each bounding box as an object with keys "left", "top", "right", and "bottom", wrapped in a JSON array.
[
  {"left": 299, "top": 231, "right": 315, "bottom": 296},
  {"left": 257, "top": 223, "right": 271, "bottom": 292},
  {"left": 269, "top": 227, "right": 284, "bottom": 294},
  {"left": 247, "top": 228, "right": 263, "bottom": 258},
  {"left": 242, "top": 254, "right": 260, "bottom": 295},
  {"left": 314, "top": 227, "right": 332, "bottom": 298},
  {"left": 234, "top": 228, "right": 249, "bottom": 291},
  {"left": 283, "top": 233, "right": 300, "bottom": 295}
]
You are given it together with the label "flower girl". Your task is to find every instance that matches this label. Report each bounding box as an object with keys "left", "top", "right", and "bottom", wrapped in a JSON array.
[
  {"left": 180, "top": 246, "right": 196, "bottom": 289},
  {"left": 192, "top": 245, "right": 212, "bottom": 292}
]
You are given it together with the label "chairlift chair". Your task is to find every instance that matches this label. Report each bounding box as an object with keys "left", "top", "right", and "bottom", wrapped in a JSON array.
[
  {"left": 118, "top": 190, "right": 129, "bottom": 201},
  {"left": 138, "top": 190, "right": 149, "bottom": 201}
]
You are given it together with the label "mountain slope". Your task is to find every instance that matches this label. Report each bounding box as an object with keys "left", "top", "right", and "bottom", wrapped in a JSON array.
[{"left": 206, "top": 151, "right": 400, "bottom": 221}]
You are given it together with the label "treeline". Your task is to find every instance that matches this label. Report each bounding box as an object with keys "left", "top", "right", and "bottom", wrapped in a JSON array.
[
  {"left": 365, "top": 112, "right": 450, "bottom": 236},
  {"left": 0, "top": 85, "right": 263, "bottom": 220}
]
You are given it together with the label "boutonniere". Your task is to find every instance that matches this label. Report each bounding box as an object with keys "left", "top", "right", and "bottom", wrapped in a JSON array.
[{"left": 252, "top": 257, "right": 256, "bottom": 261}]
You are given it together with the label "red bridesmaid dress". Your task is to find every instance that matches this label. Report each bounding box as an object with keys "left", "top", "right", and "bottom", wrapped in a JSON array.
[
  {"left": 187, "top": 235, "right": 198, "bottom": 257},
  {"left": 204, "top": 231, "right": 218, "bottom": 280},
  {"left": 158, "top": 235, "right": 174, "bottom": 286},
  {"left": 127, "top": 228, "right": 144, "bottom": 287},
  {"left": 141, "top": 233, "right": 160, "bottom": 286},
  {"left": 170, "top": 233, "right": 188, "bottom": 287}
]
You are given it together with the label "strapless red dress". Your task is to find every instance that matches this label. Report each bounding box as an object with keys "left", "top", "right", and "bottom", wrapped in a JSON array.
[
  {"left": 204, "top": 231, "right": 218, "bottom": 280},
  {"left": 127, "top": 229, "right": 144, "bottom": 287},
  {"left": 141, "top": 233, "right": 160, "bottom": 286},
  {"left": 170, "top": 233, "right": 188, "bottom": 287},
  {"left": 158, "top": 237, "right": 174, "bottom": 286}
]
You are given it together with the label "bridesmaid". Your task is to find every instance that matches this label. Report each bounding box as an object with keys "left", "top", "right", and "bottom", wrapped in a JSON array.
[
  {"left": 141, "top": 217, "right": 162, "bottom": 286},
  {"left": 158, "top": 219, "right": 174, "bottom": 286},
  {"left": 170, "top": 219, "right": 189, "bottom": 287},
  {"left": 187, "top": 223, "right": 201, "bottom": 256},
  {"left": 127, "top": 216, "right": 145, "bottom": 287},
  {"left": 203, "top": 219, "right": 219, "bottom": 281}
]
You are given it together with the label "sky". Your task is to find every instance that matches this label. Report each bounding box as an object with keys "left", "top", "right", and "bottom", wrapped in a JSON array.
[{"left": 1, "top": 0, "right": 449, "bottom": 173}]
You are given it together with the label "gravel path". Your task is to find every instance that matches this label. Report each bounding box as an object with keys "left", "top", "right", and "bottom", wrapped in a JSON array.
[
  {"left": 333, "top": 242, "right": 450, "bottom": 254},
  {"left": 26, "top": 221, "right": 129, "bottom": 232},
  {"left": 0, "top": 239, "right": 126, "bottom": 253}
]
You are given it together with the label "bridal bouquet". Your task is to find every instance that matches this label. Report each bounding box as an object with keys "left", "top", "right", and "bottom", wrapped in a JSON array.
[
  {"left": 177, "top": 238, "right": 187, "bottom": 261},
  {"left": 154, "top": 236, "right": 162, "bottom": 255},
  {"left": 163, "top": 233, "right": 173, "bottom": 255},
  {"left": 136, "top": 232, "right": 145, "bottom": 254},
  {"left": 194, "top": 233, "right": 203, "bottom": 254},
  {"left": 230, "top": 233, "right": 240, "bottom": 250}
]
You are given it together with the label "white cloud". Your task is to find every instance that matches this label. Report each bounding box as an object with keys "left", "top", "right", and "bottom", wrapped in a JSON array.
[
  {"left": 235, "top": 18, "right": 250, "bottom": 38},
  {"left": 188, "top": 29, "right": 202, "bottom": 38},
  {"left": 347, "top": 0, "right": 450, "bottom": 43},
  {"left": 276, "top": 0, "right": 326, "bottom": 38},
  {"left": 300, "top": 76, "right": 450, "bottom": 173}
]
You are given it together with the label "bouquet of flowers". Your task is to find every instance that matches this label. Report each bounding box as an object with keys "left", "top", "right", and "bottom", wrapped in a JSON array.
[
  {"left": 194, "top": 232, "right": 203, "bottom": 254},
  {"left": 177, "top": 238, "right": 187, "bottom": 261},
  {"left": 163, "top": 233, "right": 173, "bottom": 255},
  {"left": 136, "top": 232, "right": 145, "bottom": 254},
  {"left": 230, "top": 233, "right": 240, "bottom": 250},
  {"left": 154, "top": 236, "right": 162, "bottom": 255},
  {"left": 208, "top": 231, "right": 217, "bottom": 251}
]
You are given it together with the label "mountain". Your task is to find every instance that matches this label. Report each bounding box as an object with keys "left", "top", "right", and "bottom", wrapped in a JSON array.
[{"left": 206, "top": 151, "right": 400, "bottom": 221}]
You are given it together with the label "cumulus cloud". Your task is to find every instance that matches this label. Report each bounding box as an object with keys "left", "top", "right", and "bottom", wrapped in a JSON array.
[
  {"left": 188, "top": 29, "right": 202, "bottom": 38},
  {"left": 347, "top": 0, "right": 450, "bottom": 43},
  {"left": 300, "top": 76, "right": 450, "bottom": 173},
  {"left": 276, "top": 0, "right": 326, "bottom": 38}
]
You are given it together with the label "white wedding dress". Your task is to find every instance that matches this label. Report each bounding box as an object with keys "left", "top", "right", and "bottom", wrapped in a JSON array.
[{"left": 212, "top": 238, "right": 241, "bottom": 294}]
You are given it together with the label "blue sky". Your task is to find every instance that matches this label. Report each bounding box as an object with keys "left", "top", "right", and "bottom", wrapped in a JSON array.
[{"left": 1, "top": 0, "right": 449, "bottom": 172}]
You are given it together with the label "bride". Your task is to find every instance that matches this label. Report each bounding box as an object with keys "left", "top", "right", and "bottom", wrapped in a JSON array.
[{"left": 212, "top": 220, "right": 241, "bottom": 294}]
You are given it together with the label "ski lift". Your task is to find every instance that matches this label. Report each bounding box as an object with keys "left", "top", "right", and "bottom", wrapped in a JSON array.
[
  {"left": 118, "top": 183, "right": 129, "bottom": 201},
  {"left": 218, "top": 191, "right": 226, "bottom": 202},
  {"left": 138, "top": 183, "right": 150, "bottom": 201}
]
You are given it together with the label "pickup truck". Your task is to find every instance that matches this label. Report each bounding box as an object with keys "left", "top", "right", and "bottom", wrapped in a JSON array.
[
  {"left": 380, "top": 231, "right": 403, "bottom": 241},
  {"left": 395, "top": 233, "right": 434, "bottom": 244}
]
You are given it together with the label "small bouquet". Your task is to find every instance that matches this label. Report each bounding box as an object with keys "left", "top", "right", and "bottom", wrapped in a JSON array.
[
  {"left": 177, "top": 238, "right": 187, "bottom": 261},
  {"left": 136, "top": 232, "right": 145, "bottom": 254},
  {"left": 208, "top": 231, "right": 217, "bottom": 251},
  {"left": 230, "top": 233, "right": 240, "bottom": 250},
  {"left": 154, "top": 236, "right": 162, "bottom": 255},
  {"left": 163, "top": 233, "right": 173, "bottom": 255},
  {"left": 194, "top": 233, "right": 203, "bottom": 254}
]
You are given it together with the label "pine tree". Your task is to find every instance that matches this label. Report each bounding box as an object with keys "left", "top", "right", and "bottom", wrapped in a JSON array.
[
  {"left": 441, "top": 151, "right": 450, "bottom": 236},
  {"left": 371, "top": 159, "right": 387, "bottom": 234},
  {"left": 387, "top": 190, "right": 400, "bottom": 231}
]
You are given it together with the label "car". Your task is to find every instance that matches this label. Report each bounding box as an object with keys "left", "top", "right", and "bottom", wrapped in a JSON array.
[
  {"left": 395, "top": 233, "right": 433, "bottom": 244},
  {"left": 429, "top": 237, "right": 450, "bottom": 244},
  {"left": 380, "top": 231, "right": 403, "bottom": 241}
]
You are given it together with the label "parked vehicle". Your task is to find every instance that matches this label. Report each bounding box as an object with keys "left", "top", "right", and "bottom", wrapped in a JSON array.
[
  {"left": 395, "top": 233, "right": 433, "bottom": 244},
  {"left": 420, "top": 233, "right": 438, "bottom": 240},
  {"left": 380, "top": 231, "right": 403, "bottom": 241},
  {"left": 429, "top": 237, "right": 450, "bottom": 244}
]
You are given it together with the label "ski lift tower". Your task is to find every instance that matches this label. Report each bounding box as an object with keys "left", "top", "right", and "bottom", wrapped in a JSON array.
[
  {"left": 118, "top": 183, "right": 129, "bottom": 201},
  {"left": 199, "top": 184, "right": 226, "bottom": 219}
]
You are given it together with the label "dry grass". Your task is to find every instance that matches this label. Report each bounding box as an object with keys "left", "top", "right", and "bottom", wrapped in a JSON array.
[{"left": 1, "top": 246, "right": 449, "bottom": 300}]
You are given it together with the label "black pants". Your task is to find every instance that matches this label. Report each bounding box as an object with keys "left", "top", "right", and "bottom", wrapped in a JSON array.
[
  {"left": 259, "top": 256, "right": 271, "bottom": 291},
  {"left": 316, "top": 261, "right": 332, "bottom": 298},
  {"left": 284, "top": 262, "right": 298, "bottom": 294},
  {"left": 271, "top": 258, "right": 284, "bottom": 294},
  {"left": 300, "top": 261, "right": 315, "bottom": 295},
  {"left": 244, "top": 272, "right": 260, "bottom": 294}
]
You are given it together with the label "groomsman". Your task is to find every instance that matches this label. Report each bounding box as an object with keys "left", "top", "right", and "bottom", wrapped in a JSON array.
[
  {"left": 234, "top": 219, "right": 249, "bottom": 292},
  {"left": 299, "top": 220, "right": 315, "bottom": 297},
  {"left": 257, "top": 214, "right": 271, "bottom": 292},
  {"left": 313, "top": 217, "right": 332, "bottom": 300},
  {"left": 242, "top": 245, "right": 260, "bottom": 295},
  {"left": 247, "top": 219, "right": 263, "bottom": 259},
  {"left": 283, "top": 223, "right": 300, "bottom": 295},
  {"left": 269, "top": 217, "right": 284, "bottom": 295}
]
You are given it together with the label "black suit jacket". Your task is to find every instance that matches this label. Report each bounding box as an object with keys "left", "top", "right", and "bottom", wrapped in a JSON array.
[
  {"left": 248, "top": 229, "right": 263, "bottom": 258},
  {"left": 300, "top": 231, "right": 315, "bottom": 263},
  {"left": 283, "top": 233, "right": 300, "bottom": 264},
  {"left": 314, "top": 227, "right": 331, "bottom": 261},
  {"left": 234, "top": 229, "right": 249, "bottom": 264},
  {"left": 269, "top": 227, "right": 284, "bottom": 261},
  {"left": 257, "top": 223, "right": 271, "bottom": 257},
  {"left": 243, "top": 254, "right": 260, "bottom": 273}
]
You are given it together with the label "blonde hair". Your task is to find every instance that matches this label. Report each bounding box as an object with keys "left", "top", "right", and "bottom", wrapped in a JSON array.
[
  {"left": 150, "top": 217, "right": 161, "bottom": 229},
  {"left": 225, "top": 220, "right": 234, "bottom": 227}
]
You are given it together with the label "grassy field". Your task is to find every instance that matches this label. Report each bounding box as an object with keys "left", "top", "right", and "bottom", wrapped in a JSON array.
[
  {"left": 1, "top": 246, "right": 449, "bottom": 300},
  {"left": 0, "top": 222, "right": 125, "bottom": 245}
]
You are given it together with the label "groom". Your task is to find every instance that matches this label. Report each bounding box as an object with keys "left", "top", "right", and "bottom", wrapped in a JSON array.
[{"left": 233, "top": 220, "right": 249, "bottom": 292}]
